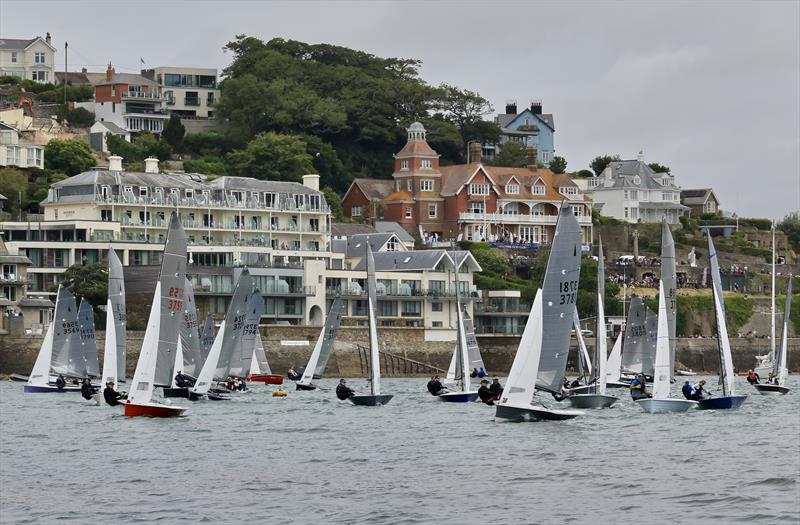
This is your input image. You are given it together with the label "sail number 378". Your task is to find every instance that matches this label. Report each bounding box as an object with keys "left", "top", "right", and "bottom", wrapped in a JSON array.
[{"left": 559, "top": 280, "right": 578, "bottom": 305}]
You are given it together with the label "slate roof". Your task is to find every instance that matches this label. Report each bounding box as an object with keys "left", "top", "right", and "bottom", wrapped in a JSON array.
[
  {"left": 97, "top": 73, "right": 158, "bottom": 87},
  {"left": 0, "top": 38, "right": 43, "bottom": 50},
  {"left": 331, "top": 223, "right": 377, "bottom": 237},
  {"left": 53, "top": 170, "right": 208, "bottom": 190},
  {"left": 18, "top": 297, "right": 55, "bottom": 308},
  {"left": 375, "top": 221, "right": 415, "bottom": 243},
  {"left": 0, "top": 254, "right": 31, "bottom": 264},
  {"left": 353, "top": 250, "right": 448, "bottom": 272},
  {"left": 681, "top": 188, "right": 718, "bottom": 207},
  {"left": 349, "top": 178, "right": 394, "bottom": 201},
  {"left": 93, "top": 121, "right": 129, "bottom": 135},
  {"left": 595, "top": 160, "right": 679, "bottom": 190},
  {"left": 209, "top": 176, "right": 323, "bottom": 196},
  {"left": 341, "top": 233, "right": 401, "bottom": 258}
]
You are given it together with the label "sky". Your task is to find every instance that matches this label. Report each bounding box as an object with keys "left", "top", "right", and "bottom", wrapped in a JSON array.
[{"left": 2, "top": 0, "right": 798, "bottom": 219}]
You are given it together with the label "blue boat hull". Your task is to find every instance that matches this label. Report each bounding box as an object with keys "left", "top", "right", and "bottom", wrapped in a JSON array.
[
  {"left": 23, "top": 384, "right": 76, "bottom": 393},
  {"left": 438, "top": 392, "right": 479, "bottom": 403},
  {"left": 696, "top": 395, "right": 747, "bottom": 410}
]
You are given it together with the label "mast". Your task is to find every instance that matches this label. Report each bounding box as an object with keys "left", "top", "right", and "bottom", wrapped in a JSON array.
[
  {"left": 595, "top": 236, "right": 605, "bottom": 384},
  {"left": 366, "top": 243, "right": 380, "bottom": 396},
  {"left": 453, "top": 251, "right": 469, "bottom": 392},
  {"left": 770, "top": 222, "right": 776, "bottom": 360}
]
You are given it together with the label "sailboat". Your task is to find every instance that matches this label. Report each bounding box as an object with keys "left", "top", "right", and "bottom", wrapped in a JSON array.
[
  {"left": 605, "top": 333, "right": 625, "bottom": 388},
  {"left": 190, "top": 319, "right": 229, "bottom": 400},
  {"left": 755, "top": 224, "right": 778, "bottom": 377},
  {"left": 619, "top": 297, "right": 652, "bottom": 381},
  {"left": 296, "top": 297, "right": 346, "bottom": 390},
  {"left": 77, "top": 298, "right": 100, "bottom": 379},
  {"left": 495, "top": 201, "right": 583, "bottom": 421},
  {"left": 214, "top": 269, "right": 254, "bottom": 383},
  {"left": 349, "top": 243, "right": 393, "bottom": 406},
  {"left": 635, "top": 281, "right": 696, "bottom": 413},
  {"left": 24, "top": 286, "right": 81, "bottom": 392},
  {"left": 107, "top": 248, "right": 127, "bottom": 382},
  {"left": 124, "top": 212, "right": 188, "bottom": 417},
  {"left": 697, "top": 233, "right": 747, "bottom": 409},
  {"left": 567, "top": 237, "right": 617, "bottom": 408},
  {"left": 753, "top": 275, "right": 792, "bottom": 395},
  {"left": 661, "top": 219, "right": 678, "bottom": 380},
  {"left": 229, "top": 289, "right": 263, "bottom": 380},
  {"left": 249, "top": 329, "right": 282, "bottom": 384}
]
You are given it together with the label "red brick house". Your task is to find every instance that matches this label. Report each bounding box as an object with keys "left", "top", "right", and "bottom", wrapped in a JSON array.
[{"left": 343, "top": 122, "right": 593, "bottom": 244}]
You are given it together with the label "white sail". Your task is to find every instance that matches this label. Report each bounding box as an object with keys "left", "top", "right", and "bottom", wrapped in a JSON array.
[
  {"left": 445, "top": 350, "right": 457, "bottom": 383},
  {"left": 777, "top": 277, "right": 792, "bottom": 386},
  {"left": 249, "top": 350, "right": 260, "bottom": 375},
  {"left": 652, "top": 282, "right": 671, "bottom": 400},
  {"left": 456, "top": 298, "right": 471, "bottom": 393},
  {"left": 192, "top": 320, "right": 226, "bottom": 395},
  {"left": 573, "top": 308, "right": 592, "bottom": 378},
  {"left": 770, "top": 224, "right": 776, "bottom": 363},
  {"left": 107, "top": 248, "right": 127, "bottom": 382},
  {"left": 170, "top": 337, "right": 185, "bottom": 388},
  {"left": 708, "top": 234, "right": 736, "bottom": 395},
  {"left": 605, "top": 333, "right": 622, "bottom": 384},
  {"left": 128, "top": 283, "right": 162, "bottom": 405},
  {"left": 596, "top": 291, "right": 608, "bottom": 394},
  {"left": 366, "top": 245, "right": 381, "bottom": 395},
  {"left": 27, "top": 322, "right": 54, "bottom": 387},
  {"left": 498, "top": 290, "right": 544, "bottom": 408},
  {"left": 299, "top": 321, "right": 329, "bottom": 386},
  {"left": 101, "top": 298, "right": 118, "bottom": 385},
  {"left": 255, "top": 333, "right": 271, "bottom": 374}
]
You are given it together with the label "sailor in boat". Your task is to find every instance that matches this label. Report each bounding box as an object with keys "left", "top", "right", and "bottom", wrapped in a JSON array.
[
  {"left": 336, "top": 378, "right": 355, "bottom": 400},
  {"left": 477, "top": 379, "right": 499, "bottom": 405},
  {"left": 236, "top": 378, "right": 248, "bottom": 391},
  {"left": 689, "top": 380, "right": 707, "bottom": 401},
  {"left": 470, "top": 368, "right": 479, "bottom": 378},
  {"left": 80, "top": 378, "right": 97, "bottom": 401},
  {"left": 287, "top": 366, "right": 302, "bottom": 381},
  {"left": 103, "top": 381, "right": 124, "bottom": 406},
  {"left": 426, "top": 375, "right": 446, "bottom": 396},
  {"left": 489, "top": 377, "right": 503, "bottom": 399},
  {"left": 681, "top": 380, "right": 695, "bottom": 400},
  {"left": 767, "top": 372, "right": 778, "bottom": 385},
  {"left": 174, "top": 370, "right": 190, "bottom": 388},
  {"left": 477, "top": 367, "right": 487, "bottom": 378},
  {"left": 629, "top": 373, "right": 651, "bottom": 400},
  {"left": 746, "top": 370, "right": 760, "bottom": 384},
  {"left": 55, "top": 374, "right": 66, "bottom": 390}
]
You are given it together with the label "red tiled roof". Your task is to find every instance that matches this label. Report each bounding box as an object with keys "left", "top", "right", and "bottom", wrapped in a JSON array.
[{"left": 396, "top": 140, "right": 439, "bottom": 157}]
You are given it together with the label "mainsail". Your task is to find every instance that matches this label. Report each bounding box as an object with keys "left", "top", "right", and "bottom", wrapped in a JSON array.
[
  {"left": 107, "top": 248, "right": 127, "bottom": 381},
  {"left": 535, "top": 201, "right": 582, "bottom": 393},
  {"left": 154, "top": 212, "right": 188, "bottom": 386},
  {"left": 101, "top": 298, "right": 118, "bottom": 385},
  {"left": 128, "top": 283, "right": 163, "bottom": 404},
  {"left": 605, "top": 334, "right": 623, "bottom": 384},
  {"left": 366, "top": 244, "right": 382, "bottom": 395},
  {"left": 180, "top": 278, "right": 202, "bottom": 377},
  {"left": 651, "top": 282, "right": 671, "bottom": 400},
  {"left": 199, "top": 313, "right": 215, "bottom": 364},
  {"left": 775, "top": 276, "right": 792, "bottom": 386},
  {"left": 661, "top": 219, "right": 677, "bottom": 379},
  {"left": 231, "top": 289, "right": 263, "bottom": 378},
  {"left": 251, "top": 332, "right": 271, "bottom": 375},
  {"left": 298, "top": 296, "right": 346, "bottom": 386},
  {"left": 215, "top": 269, "right": 254, "bottom": 380},
  {"left": 595, "top": 237, "right": 608, "bottom": 394},
  {"left": 644, "top": 307, "right": 658, "bottom": 376},
  {"left": 192, "top": 320, "right": 226, "bottom": 395},
  {"left": 707, "top": 234, "right": 736, "bottom": 395},
  {"left": 621, "top": 297, "right": 647, "bottom": 374},
  {"left": 50, "top": 286, "right": 82, "bottom": 377},
  {"left": 78, "top": 298, "right": 99, "bottom": 377}
]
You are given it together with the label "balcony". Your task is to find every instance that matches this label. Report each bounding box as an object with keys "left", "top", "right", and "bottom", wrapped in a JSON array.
[
  {"left": 92, "top": 193, "right": 331, "bottom": 215},
  {"left": 326, "top": 286, "right": 482, "bottom": 300},
  {"left": 184, "top": 97, "right": 201, "bottom": 107},
  {"left": 122, "top": 91, "right": 164, "bottom": 100},
  {"left": 458, "top": 212, "right": 591, "bottom": 225},
  {"left": 473, "top": 302, "right": 531, "bottom": 315},
  {"left": 0, "top": 273, "right": 25, "bottom": 285}
]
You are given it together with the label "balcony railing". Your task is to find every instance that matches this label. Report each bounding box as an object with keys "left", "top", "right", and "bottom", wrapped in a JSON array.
[
  {"left": 326, "top": 287, "right": 482, "bottom": 300},
  {"left": 122, "top": 91, "right": 163, "bottom": 100},
  {"left": 474, "top": 325, "right": 525, "bottom": 335},
  {"left": 458, "top": 212, "right": 592, "bottom": 225},
  {"left": 473, "top": 302, "right": 532, "bottom": 314},
  {"left": 184, "top": 98, "right": 201, "bottom": 106},
  {"left": 92, "top": 194, "right": 331, "bottom": 214}
]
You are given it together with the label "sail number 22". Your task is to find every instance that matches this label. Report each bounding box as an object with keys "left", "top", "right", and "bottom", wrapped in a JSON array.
[
  {"left": 167, "top": 287, "right": 184, "bottom": 311},
  {"left": 558, "top": 280, "right": 578, "bottom": 305}
]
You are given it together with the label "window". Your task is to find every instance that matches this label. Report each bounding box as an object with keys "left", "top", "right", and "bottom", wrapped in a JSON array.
[
  {"left": 101, "top": 209, "right": 112, "bottom": 221},
  {"left": 31, "top": 71, "right": 48, "bottom": 82},
  {"left": 469, "top": 201, "right": 485, "bottom": 214},
  {"left": 185, "top": 189, "right": 194, "bottom": 199},
  {"left": 633, "top": 176, "right": 641, "bottom": 185},
  {"left": 386, "top": 237, "right": 398, "bottom": 251},
  {"left": 469, "top": 183, "right": 489, "bottom": 195},
  {"left": 506, "top": 184, "right": 519, "bottom": 194},
  {"left": 624, "top": 207, "right": 629, "bottom": 219},
  {"left": 572, "top": 205, "right": 582, "bottom": 217},
  {"left": 432, "top": 302, "right": 443, "bottom": 312},
  {"left": 420, "top": 180, "right": 433, "bottom": 192},
  {"left": 432, "top": 321, "right": 443, "bottom": 328},
  {"left": 400, "top": 160, "right": 409, "bottom": 170},
  {"left": 624, "top": 190, "right": 629, "bottom": 200},
  {"left": 10, "top": 52, "right": 17, "bottom": 63},
  {"left": 504, "top": 202, "right": 518, "bottom": 215},
  {"left": 407, "top": 179, "right": 413, "bottom": 191},
  {"left": 405, "top": 207, "right": 412, "bottom": 219},
  {"left": 532, "top": 184, "right": 546, "bottom": 195},
  {"left": 351, "top": 206, "right": 362, "bottom": 217},
  {"left": 630, "top": 190, "right": 638, "bottom": 200},
  {"left": 139, "top": 187, "right": 148, "bottom": 198},
  {"left": 420, "top": 159, "right": 433, "bottom": 169},
  {"left": 559, "top": 186, "right": 578, "bottom": 197},
  {"left": 34, "top": 52, "right": 45, "bottom": 64},
  {"left": 377, "top": 301, "right": 397, "bottom": 317},
  {"left": 662, "top": 192, "right": 671, "bottom": 201},
  {"left": 428, "top": 204, "right": 437, "bottom": 218},
  {"left": 401, "top": 301, "right": 421, "bottom": 317}
]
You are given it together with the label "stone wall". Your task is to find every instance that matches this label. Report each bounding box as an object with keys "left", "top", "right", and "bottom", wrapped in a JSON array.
[{"left": 1, "top": 327, "right": 798, "bottom": 377}]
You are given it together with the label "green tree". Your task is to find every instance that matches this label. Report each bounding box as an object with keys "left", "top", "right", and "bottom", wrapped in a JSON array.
[
  {"left": 489, "top": 141, "right": 529, "bottom": 167},
  {"left": 107, "top": 133, "right": 171, "bottom": 164},
  {"left": 183, "top": 157, "right": 228, "bottom": 176},
  {"left": 322, "top": 186, "right": 345, "bottom": 222},
  {"left": 648, "top": 162, "right": 671, "bottom": 174},
  {"left": 162, "top": 114, "right": 185, "bottom": 151},
  {"left": 44, "top": 139, "right": 95, "bottom": 176},
  {"left": 301, "top": 134, "right": 348, "bottom": 193},
  {"left": 56, "top": 263, "right": 108, "bottom": 325},
  {"left": 433, "top": 84, "right": 500, "bottom": 156},
  {"left": 590, "top": 154, "right": 621, "bottom": 176},
  {"left": 66, "top": 107, "right": 95, "bottom": 128},
  {"left": 779, "top": 212, "right": 800, "bottom": 252},
  {"left": 182, "top": 131, "right": 230, "bottom": 157},
  {"left": 550, "top": 155, "right": 567, "bottom": 174},
  {"left": 227, "top": 131, "right": 314, "bottom": 181},
  {"left": 0, "top": 168, "right": 27, "bottom": 217}
]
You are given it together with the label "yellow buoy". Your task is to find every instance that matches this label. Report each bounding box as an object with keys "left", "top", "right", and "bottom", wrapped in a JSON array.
[{"left": 272, "top": 389, "right": 288, "bottom": 397}]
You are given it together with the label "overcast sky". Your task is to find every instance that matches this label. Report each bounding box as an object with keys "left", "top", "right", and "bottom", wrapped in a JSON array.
[{"left": 3, "top": 0, "right": 798, "bottom": 219}]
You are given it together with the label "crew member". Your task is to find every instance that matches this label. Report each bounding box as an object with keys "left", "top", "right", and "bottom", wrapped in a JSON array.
[
  {"left": 477, "top": 379, "right": 498, "bottom": 405},
  {"left": 746, "top": 370, "right": 760, "bottom": 384},
  {"left": 681, "top": 380, "right": 694, "bottom": 400},
  {"left": 489, "top": 377, "right": 503, "bottom": 398},
  {"left": 630, "top": 373, "right": 650, "bottom": 400},
  {"left": 477, "top": 367, "right": 487, "bottom": 378},
  {"left": 767, "top": 372, "right": 778, "bottom": 385},
  {"left": 470, "top": 368, "right": 479, "bottom": 378},
  {"left": 287, "top": 366, "right": 301, "bottom": 381},
  {"left": 336, "top": 378, "right": 355, "bottom": 400},
  {"left": 55, "top": 374, "right": 66, "bottom": 390},
  {"left": 80, "top": 378, "right": 96, "bottom": 401},
  {"left": 103, "top": 381, "right": 124, "bottom": 406},
  {"left": 690, "top": 379, "right": 707, "bottom": 400},
  {"left": 174, "top": 370, "right": 189, "bottom": 388},
  {"left": 426, "top": 375, "right": 445, "bottom": 396}
]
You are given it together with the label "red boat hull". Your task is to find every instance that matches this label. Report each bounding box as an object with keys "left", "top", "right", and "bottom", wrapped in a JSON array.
[
  {"left": 123, "top": 402, "right": 187, "bottom": 417},
  {"left": 249, "top": 374, "right": 284, "bottom": 385}
]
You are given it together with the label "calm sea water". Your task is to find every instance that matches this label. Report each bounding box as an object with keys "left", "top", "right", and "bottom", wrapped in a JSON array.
[{"left": 1, "top": 377, "right": 798, "bottom": 524}]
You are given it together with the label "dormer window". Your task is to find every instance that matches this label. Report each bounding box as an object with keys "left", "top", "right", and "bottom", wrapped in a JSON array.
[
  {"left": 400, "top": 160, "right": 409, "bottom": 170},
  {"left": 633, "top": 176, "right": 641, "bottom": 185},
  {"left": 139, "top": 187, "right": 148, "bottom": 197},
  {"left": 506, "top": 184, "right": 519, "bottom": 195},
  {"left": 420, "top": 180, "right": 433, "bottom": 192},
  {"left": 123, "top": 185, "right": 133, "bottom": 193},
  {"left": 420, "top": 159, "right": 433, "bottom": 169},
  {"left": 469, "top": 183, "right": 489, "bottom": 196},
  {"left": 185, "top": 189, "right": 194, "bottom": 199},
  {"left": 559, "top": 186, "right": 578, "bottom": 197},
  {"left": 532, "top": 184, "right": 546, "bottom": 195},
  {"left": 662, "top": 177, "right": 671, "bottom": 186}
]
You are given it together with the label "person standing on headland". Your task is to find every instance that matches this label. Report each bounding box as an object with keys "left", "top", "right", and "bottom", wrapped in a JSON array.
[{"left": 336, "top": 379, "right": 355, "bottom": 400}]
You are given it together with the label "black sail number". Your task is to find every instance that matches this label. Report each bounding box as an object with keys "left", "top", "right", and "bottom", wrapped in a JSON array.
[{"left": 559, "top": 280, "right": 578, "bottom": 305}]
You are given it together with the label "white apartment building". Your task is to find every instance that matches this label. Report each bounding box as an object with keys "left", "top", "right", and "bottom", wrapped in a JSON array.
[
  {"left": 586, "top": 152, "right": 688, "bottom": 224},
  {"left": 0, "top": 122, "right": 44, "bottom": 169},
  {"left": 0, "top": 34, "right": 56, "bottom": 82},
  {"left": 142, "top": 67, "right": 219, "bottom": 119}
]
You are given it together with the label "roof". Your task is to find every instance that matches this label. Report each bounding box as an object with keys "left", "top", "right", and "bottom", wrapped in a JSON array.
[
  {"left": 348, "top": 178, "right": 394, "bottom": 201},
  {"left": 353, "top": 250, "right": 448, "bottom": 272},
  {"left": 0, "top": 36, "right": 55, "bottom": 51},
  {"left": 593, "top": 160, "right": 678, "bottom": 190},
  {"left": 384, "top": 190, "right": 413, "bottom": 202},
  {"left": 681, "top": 188, "right": 718, "bottom": 206},
  {"left": 18, "top": 297, "right": 55, "bottom": 308},
  {"left": 340, "top": 233, "right": 401, "bottom": 257},
  {"left": 331, "top": 223, "right": 377, "bottom": 237},
  {"left": 92, "top": 121, "right": 129, "bottom": 135},
  {"left": 375, "top": 221, "right": 415, "bottom": 243},
  {"left": 498, "top": 108, "right": 555, "bottom": 132},
  {"left": 0, "top": 254, "right": 32, "bottom": 264},
  {"left": 439, "top": 163, "right": 482, "bottom": 196},
  {"left": 98, "top": 73, "right": 158, "bottom": 87},
  {"left": 55, "top": 71, "right": 92, "bottom": 85},
  {"left": 395, "top": 139, "right": 439, "bottom": 157},
  {"left": 208, "top": 176, "right": 322, "bottom": 196},
  {"left": 53, "top": 170, "right": 208, "bottom": 190}
]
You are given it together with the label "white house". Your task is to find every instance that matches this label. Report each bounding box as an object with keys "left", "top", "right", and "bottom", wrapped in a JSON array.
[
  {"left": 0, "top": 33, "right": 56, "bottom": 83},
  {"left": 586, "top": 152, "right": 688, "bottom": 224},
  {"left": 0, "top": 122, "right": 44, "bottom": 169},
  {"left": 89, "top": 121, "right": 131, "bottom": 153},
  {"left": 141, "top": 67, "right": 219, "bottom": 119}
]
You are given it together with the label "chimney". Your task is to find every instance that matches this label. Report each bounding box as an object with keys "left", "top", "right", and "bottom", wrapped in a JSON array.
[
  {"left": 302, "top": 174, "right": 320, "bottom": 191},
  {"left": 144, "top": 157, "right": 159, "bottom": 174},
  {"left": 469, "top": 142, "right": 482, "bottom": 164},
  {"left": 530, "top": 99, "right": 542, "bottom": 115},
  {"left": 81, "top": 67, "right": 87, "bottom": 73},
  {"left": 526, "top": 145, "right": 538, "bottom": 170},
  {"left": 105, "top": 63, "right": 114, "bottom": 81},
  {"left": 505, "top": 99, "right": 517, "bottom": 115},
  {"left": 637, "top": 150, "right": 645, "bottom": 162},
  {"left": 108, "top": 155, "right": 123, "bottom": 172},
  {"left": 45, "top": 32, "right": 51, "bottom": 46}
]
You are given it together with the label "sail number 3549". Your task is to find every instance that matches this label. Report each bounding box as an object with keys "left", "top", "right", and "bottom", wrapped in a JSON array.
[{"left": 558, "top": 280, "right": 578, "bottom": 305}]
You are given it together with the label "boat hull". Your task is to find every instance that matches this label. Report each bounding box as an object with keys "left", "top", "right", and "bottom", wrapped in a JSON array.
[
  {"left": 495, "top": 403, "right": 583, "bottom": 421},
  {"left": 752, "top": 384, "right": 790, "bottom": 395},
  {"left": 349, "top": 394, "right": 394, "bottom": 406},
  {"left": 566, "top": 393, "right": 618, "bottom": 409},
  {"left": 438, "top": 391, "right": 479, "bottom": 403},
  {"left": 10, "top": 373, "right": 29, "bottom": 382},
  {"left": 636, "top": 398, "right": 697, "bottom": 413},
  {"left": 23, "top": 384, "right": 80, "bottom": 393},
  {"left": 162, "top": 387, "right": 202, "bottom": 401},
  {"left": 296, "top": 382, "right": 317, "bottom": 391},
  {"left": 605, "top": 381, "right": 629, "bottom": 389},
  {"left": 123, "top": 402, "right": 187, "bottom": 417},
  {"left": 250, "top": 374, "right": 284, "bottom": 385},
  {"left": 696, "top": 395, "right": 747, "bottom": 410},
  {"left": 206, "top": 392, "right": 230, "bottom": 401}
]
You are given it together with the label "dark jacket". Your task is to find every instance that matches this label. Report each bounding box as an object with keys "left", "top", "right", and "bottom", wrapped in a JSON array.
[
  {"left": 81, "top": 382, "right": 96, "bottom": 400},
  {"left": 630, "top": 377, "right": 647, "bottom": 400},
  {"left": 478, "top": 385, "right": 496, "bottom": 405},
  {"left": 427, "top": 379, "right": 444, "bottom": 396},
  {"left": 336, "top": 383, "right": 354, "bottom": 400},
  {"left": 489, "top": 382, "right": 503, "bottom": 397},
  {"left": 681, "top": 383, "right": 694, "bottom": 400},
  {"left": 55, "top": 376, "right": 66, "bottom": 389},
  {"left": 103, "top": 387, "right": 122, "bottom": 406}
]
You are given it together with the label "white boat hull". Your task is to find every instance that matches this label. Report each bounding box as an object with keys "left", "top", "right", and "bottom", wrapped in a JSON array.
[
  {"left": 495, "top": 402, "right": 584, "bottom": 421},
  {"left": 566, "top": 393, "right": 618, "bottom": 409},
  {"left": 636, "top": 398, "right": 697, "bottom": 413}
]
